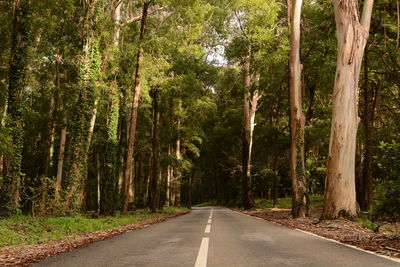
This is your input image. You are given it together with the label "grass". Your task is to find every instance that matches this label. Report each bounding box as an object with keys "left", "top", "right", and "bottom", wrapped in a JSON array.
[
  {"left": 0, "top": 206, "right": 186, "bottom": 251},
  {"left": 254, "top": 195, "right": 324, "bottom": 210}
]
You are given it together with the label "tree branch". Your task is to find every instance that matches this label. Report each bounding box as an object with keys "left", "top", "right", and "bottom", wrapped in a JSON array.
[
  {"left": 360, "top": 0, "right": 374, "bottom": 32},
  {"left": 120, "top": 6, "right": 166, "bottom": 26}
]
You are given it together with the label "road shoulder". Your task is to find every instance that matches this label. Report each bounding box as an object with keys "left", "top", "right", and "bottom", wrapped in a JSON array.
[{"left": 0, "top": 210, "right": 190, "bottom": 267}]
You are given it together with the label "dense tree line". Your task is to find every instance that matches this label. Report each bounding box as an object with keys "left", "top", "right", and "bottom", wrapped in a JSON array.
[{"left": 0, "top": 0, "right": 398, "bottom": 221}]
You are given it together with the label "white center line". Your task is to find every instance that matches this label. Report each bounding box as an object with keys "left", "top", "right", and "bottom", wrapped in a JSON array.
[
  {"left": 194, "top": 237, "right": 209, "bottom": 267},
  {"left": 194, "top": 208, "right": 213, "bottom": 267}
]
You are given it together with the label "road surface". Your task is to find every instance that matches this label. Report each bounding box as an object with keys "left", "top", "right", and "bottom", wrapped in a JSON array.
[{"left": 36, "top": 207, "right": 399, "bottom": 267}]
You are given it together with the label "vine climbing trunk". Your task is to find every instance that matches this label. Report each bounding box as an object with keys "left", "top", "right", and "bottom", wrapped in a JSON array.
[
  {"left": 322, "top": 0, "right": 374, "bottom": 219},
  {"left": 1, "top": 0, "right": 31, "bottom": 214},
  {"left": 123, "top": 2, "right": 149, "bottom": 214},
  {"left": 98, "top": 1, "right": 123, "bottom": 216},
  {"left": 64, "top": 1, "right": 102, "bottom": 210},
  {"left": 288, "top": 0, "right": 308, "bottom": 218}
]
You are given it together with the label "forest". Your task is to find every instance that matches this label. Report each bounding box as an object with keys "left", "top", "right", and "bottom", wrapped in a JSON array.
[{"left": 0, "top": 0, "right": 399, "bottom": 227}]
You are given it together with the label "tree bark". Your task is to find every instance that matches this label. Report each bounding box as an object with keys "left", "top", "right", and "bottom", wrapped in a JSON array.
[
  {"left": 322, "top": 0, "right": 374, "bottom": 219},
  {"left": 0, "top": 100, "right": 7, "bottom": 176},
  {"left": 241, "top": 52, "right": 254, "bottom": 210},
  {"left": 148, "top": 88, "right": 160, "bottom": 212},
  {"left": 45, "top": 54, "right": 61, "bottom": 176},
  {"left": 166, "top": 146, "right": 172, "bottom": 207},
  {"left": 360, "top": 47, "right": 372, "bottom": 211},
  {"left": 288, "top": 0, "right": 308, "bottom": 218},
  {"left": 137, "top": 156, "right": 144, "bottom": 208},
  {"left": 123, "top": 2, "right": 149, "bottom": 214},
  {"left": 55, "top": 116, "right": 67, "bottom": 200},
  {"left": 1, "top": 0, "right": 32, "bottom": 214},
  {"left": 175, "top": 101, "right": 182, "bottom": 207},
  {"left": 64, "top": 9, "right": 102, "bottom": 210}
]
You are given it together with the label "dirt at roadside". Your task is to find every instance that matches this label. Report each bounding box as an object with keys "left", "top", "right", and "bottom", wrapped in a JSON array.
[
  {"left": 238, "top": 208, "right": 400, "bottom": 260},
  {"left": 0, "top": 210, "right": 190, "bottom": 267}
]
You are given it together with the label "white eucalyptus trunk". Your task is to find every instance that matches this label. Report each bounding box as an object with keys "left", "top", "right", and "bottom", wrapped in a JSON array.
[
  {"left": 288, "top": 0, "right": 308, "bottom": 218},
  {"left": 322, "top": 0, "right": 374, "bottom": 219}
]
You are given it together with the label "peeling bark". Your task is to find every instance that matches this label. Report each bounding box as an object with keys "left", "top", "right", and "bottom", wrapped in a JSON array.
[
  {"left": 322, "top": 0, "right": 374, "bottom": 219},
  {"left": 242, "top": 53, "right": 260, "bottom": 210},
  {"left": 288, "top": 0, "right": 308, "bottom": 218}
]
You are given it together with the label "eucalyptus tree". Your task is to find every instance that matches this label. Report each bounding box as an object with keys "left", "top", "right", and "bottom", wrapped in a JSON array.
[
  {"left": 322, "top": 0, "right": 374, "bottom": 219},
  {"left": 288, "top": 0, "right": 308, "bottom": 218},
  {"left": 224, "top": 0, "right": 280, "bottom": 209}
]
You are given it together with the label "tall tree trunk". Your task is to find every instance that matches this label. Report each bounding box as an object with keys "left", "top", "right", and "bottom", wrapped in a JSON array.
[
  {"left": 55, "top": 116, "right": 67, "bottom": 200},
  {"left": 1, "top": 0, "right": 31, "bottom": 214},
  {"left": 45, "top": 54, "right": 61, "bottom": 176},
  {"left": 188, "top": 172, "right": 193, "bottom": 209},
  {"left": 148, "top": 88, "right": 160, "bottom": 212},
  {"left": 288, "top": 0, "right": 308, "bottom": 218},
  {"left": 322, "top": 0, "right": 374, "bottom": 219},
  {"left": 65, "top": 31, "right": 101, "bottom": 210},
  {"left": 241, "top": 52, "right": 253, "bottom": 210},
  {"left": 137, "top": 156, "right": 144, "bottom": 208},
  {"left": 100, "top": 91, "right": 119, "bottom": 216},
  {"left": 98, "top": 1, "right": 122, "bottom": 215},
  {"left": 166, "top": 146, "right": 171, "bottom": 207},
  {"left": 0, "top": 100, "right": 7, "bottom": 176},
  {"left": 123, "top": 2, "right": 149, "bottom": 214},
  {"left": 175, "top": 101, "right": 182, "bottom": 207},
  {"left": 360, "top": 47, "right": 373, "bottom": 211}
]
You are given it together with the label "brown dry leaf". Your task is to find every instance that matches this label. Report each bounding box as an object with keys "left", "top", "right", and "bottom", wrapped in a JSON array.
[{"left": 237, "top": 208, "right": 400, "bottom": 259}]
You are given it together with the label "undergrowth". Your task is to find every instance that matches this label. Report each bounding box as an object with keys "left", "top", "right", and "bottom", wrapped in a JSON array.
[{"left": 0, "top": 207, "right": 186, "bottom": 251}]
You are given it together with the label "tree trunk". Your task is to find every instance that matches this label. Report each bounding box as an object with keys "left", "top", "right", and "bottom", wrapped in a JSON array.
[
  {"left": 1, "top": 0, "right": 32, "bottom": 214},
  {"left": 0, "top": 100, "right": 7, "bottom": 176},
  {"left": 166, "top": 146, "right": 172, "bottom": 207},
  {"left": 65, "top": 33, "right": 101, "bottom": 210},
  {"left": 188, "top": 172, "right": 193, "bottom": 209},
  {"left": 45, "top": 54, "right": 61, "bottom": 176},
  {"left": 241, "top": 53, "right": 253, "bottom": 210},
  {"left": 288, "top": 0, "right": 308, "bottom": 218},
  {"left": 123, "top": 2, "right": 149, "bottom": 214},
  {"left": 360, "top": 47, "right": 373, "bottom": 211},
  {"left": 137, "top": 156, "right": 144, "bottom": 208},
  {"left": 100, "top": 91, "right": 119, "bottom": 216},
  {"left": 322, "top": 0, "right": 374, "bottom": 219},
  {"left": 175, "top": 101, "right": 182, "bottom": 207},
  {"left": 148, "top": 88, "right": 160, "bottom": 212},
  {"left": 55, "top": 116, "right": 67, "bottom": 200}
]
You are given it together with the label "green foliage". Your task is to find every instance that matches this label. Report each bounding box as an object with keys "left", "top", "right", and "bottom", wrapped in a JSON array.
[
  {"left": 0, "top": 0, "right": 398, "bottom": 220},
  {"left": 371, "top": 141, "right": 400, "bottom": 222}
]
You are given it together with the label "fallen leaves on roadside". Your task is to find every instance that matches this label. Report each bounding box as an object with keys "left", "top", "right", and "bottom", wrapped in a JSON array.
[
  {"left": 238, "top": 208, "right": 400, "bottom": 259},
  {"left": 0, "top": 210, "right": 190, "bottom": 267}
]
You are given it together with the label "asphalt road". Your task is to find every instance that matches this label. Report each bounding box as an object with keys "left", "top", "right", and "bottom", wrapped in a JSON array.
[{"left": 36, "top": 207, "right": 400, "bottom": 267}]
